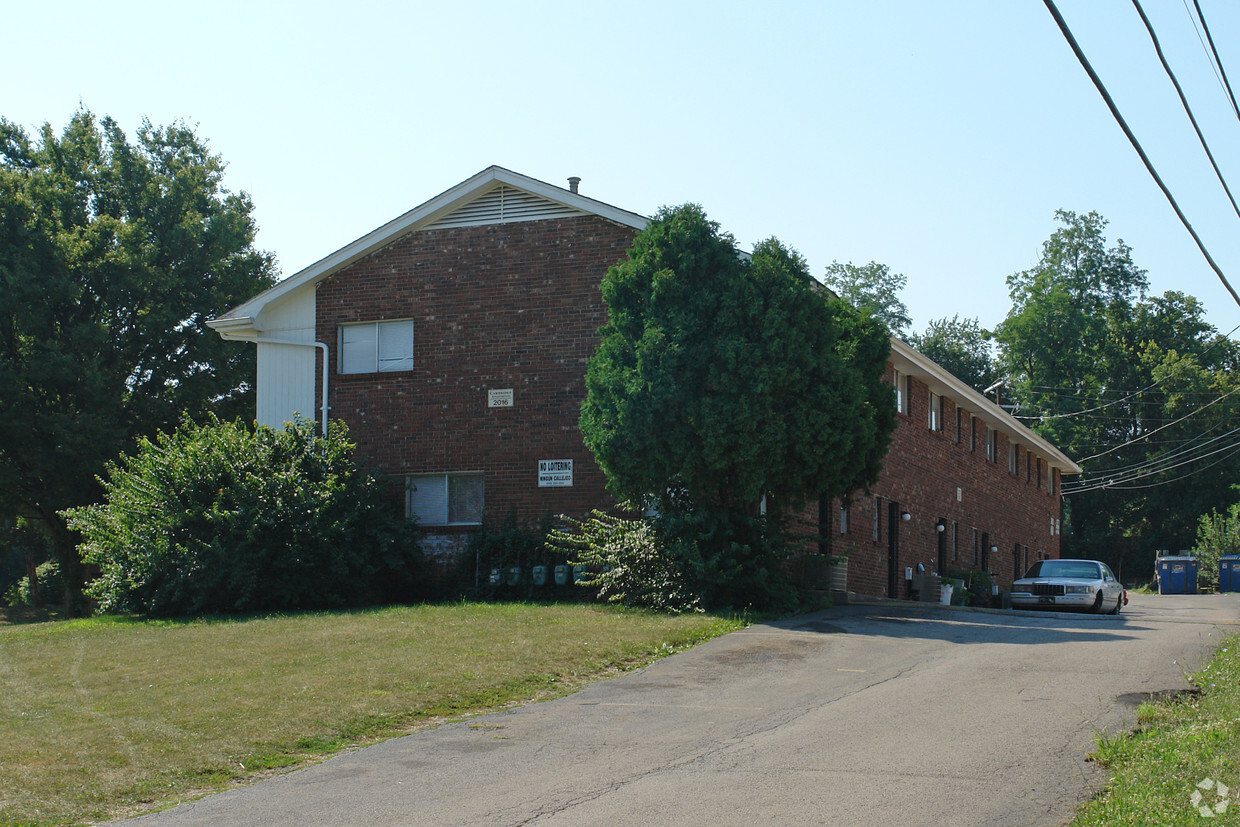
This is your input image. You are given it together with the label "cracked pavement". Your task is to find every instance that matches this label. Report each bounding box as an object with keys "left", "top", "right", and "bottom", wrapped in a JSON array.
[{"left": 117, "top": 592, "right": 1240, "bottom": 826}]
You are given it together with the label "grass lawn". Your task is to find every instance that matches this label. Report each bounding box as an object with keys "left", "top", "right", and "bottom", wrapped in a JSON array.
[
  {"left": 0, "top": 602, "right": 746, "bottom": 826},
  {"left": 1073, "top": 631, "right": 1240, "bottom": 825}
]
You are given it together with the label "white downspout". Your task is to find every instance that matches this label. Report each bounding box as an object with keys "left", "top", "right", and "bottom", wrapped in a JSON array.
[{"left": 254, "top": 338, "right": 331, "bottom": 436}]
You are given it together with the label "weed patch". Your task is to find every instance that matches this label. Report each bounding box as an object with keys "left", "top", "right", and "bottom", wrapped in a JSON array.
[{"left": 1075, "top": 633, "right": 1240, "bottom": 825}]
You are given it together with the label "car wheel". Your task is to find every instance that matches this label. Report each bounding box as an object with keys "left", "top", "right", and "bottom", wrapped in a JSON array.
[
  {"left": 1092, "top": 591, "right": 1105, "bottom": 613},
  {"left": 1109, "top": 593, "right": 1122, "bottom": 615}
]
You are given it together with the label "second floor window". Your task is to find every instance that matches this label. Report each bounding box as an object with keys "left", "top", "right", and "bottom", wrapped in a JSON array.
[{"left": 339, "top": 319, "right": 414, "bottom": 374}]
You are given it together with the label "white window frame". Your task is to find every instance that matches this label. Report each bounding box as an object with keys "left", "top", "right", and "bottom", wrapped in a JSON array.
[
  {"left": 1008, "top": 442, "right": 1018, "bottom": 474},
  {"left": 406, "top": 473, "right": 484, "bottom": 526},
  {"left": 893, "top": 369, "right": 906, "bottom": 414},
  {"left": 339, "top": 319, "right": 414, "bottom": 374},
  {"left": 839, "top": 503, "right": 849, "bottom": 535},
  {"left": 986, "top": 429, "right": 997, "bottom": 463},
  {"left": 928, "top": 391, "right": 941, "bottom": 432}
]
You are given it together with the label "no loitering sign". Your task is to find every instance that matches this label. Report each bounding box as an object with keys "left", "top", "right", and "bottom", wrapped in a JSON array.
[{"left": 538, "top": 459, "right": 573, "bottom": 487}]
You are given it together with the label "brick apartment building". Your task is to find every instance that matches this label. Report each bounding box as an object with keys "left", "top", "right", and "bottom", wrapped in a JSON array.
[{"left": 208, "top": 166, "right": 1079, "bottom": 598}]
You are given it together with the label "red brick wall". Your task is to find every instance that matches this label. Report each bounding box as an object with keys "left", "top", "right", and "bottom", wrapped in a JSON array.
[
  {"left": 314, "top": 215, "right": 638, "bottom": 532},
  {"left": 312, "top": 214, "right": 1065, "bottom": 597},
  {"left": 828, "top": 368, "right": 1063, "bottom": 598}
]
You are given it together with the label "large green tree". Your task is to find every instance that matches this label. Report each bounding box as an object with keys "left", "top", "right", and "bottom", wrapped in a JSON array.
[
  {"left": 995, "top": 210, "right": 1240, "bottom": 581},
  {"left": 822, "top": 260, "right": 912, "bottom": 338},
  {"left": 907, "top": 315, "right": 997, "bottom": 393},
  {"left": 580, "top": 205, "right": 896, "bottom": 608},
  {"left": 0, "top": 111, "right": 276, "bottom": 611}
]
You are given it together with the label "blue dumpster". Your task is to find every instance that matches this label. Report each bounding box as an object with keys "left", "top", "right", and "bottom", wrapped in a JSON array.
[
  {"left": 1220, "top": 556, "right": 1240, "bottom": 593},
  {"left": 1157, "top": 556, "right": 1198, "bottom": 595}
]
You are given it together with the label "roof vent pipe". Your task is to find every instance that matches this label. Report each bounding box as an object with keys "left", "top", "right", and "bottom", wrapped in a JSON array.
[{"left": 567, "top": 176, "right": 581, "bottom": 194}]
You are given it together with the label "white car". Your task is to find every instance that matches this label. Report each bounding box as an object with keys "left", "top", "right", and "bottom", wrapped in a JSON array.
[{"left": 1010, "top": 559, "right": 1126, "bottom": 614}]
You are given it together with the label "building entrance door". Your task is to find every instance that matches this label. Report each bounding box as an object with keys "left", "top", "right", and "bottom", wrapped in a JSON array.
[{"left": 887, "top": 502, "right": 900, "bottom": 597}]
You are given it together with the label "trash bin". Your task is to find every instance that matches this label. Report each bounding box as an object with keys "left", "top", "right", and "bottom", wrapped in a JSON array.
[
  {"left": 1220, "top": 556, "right": 1240, "bottom": 593},
  {"left": 1157, "top": 556, "right": 1198, "bottom": 594}
]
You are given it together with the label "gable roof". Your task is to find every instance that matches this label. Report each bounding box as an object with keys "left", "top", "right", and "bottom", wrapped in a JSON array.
[
  {"left": 207, "top": 165, "right": 1080, "bottom": 474},
  {"left": 207, "top": 165, "right": 648, "bottom": 338}
]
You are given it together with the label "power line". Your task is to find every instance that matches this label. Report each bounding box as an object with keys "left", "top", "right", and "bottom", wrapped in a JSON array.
[
  {"left": 1064, "top": 433, "right": 1240, "bottom": 493},
  {"left": 1072, "top": 419, "right": 1240, "bottom": 477},
  {"left": 1131, "top": 0, "right": 1240, "bottom": 226},
  {"left": 1041, "top": 0, "right": 1240, "bottom": 309},
  {"left": 1189, "top": 0, "right": 1240, "bottom": 121},
  {"left": 1074, "top": 383, "right": 1240, "bottom": 463},
  {"left": 1065, "top": 439, "right": 1240, "bottom": 493},
  {"left": 1012, "top": 319, "right": 1240, "bottom": 422}
]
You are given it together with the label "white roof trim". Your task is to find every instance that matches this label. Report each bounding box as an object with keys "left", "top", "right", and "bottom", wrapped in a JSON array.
[
  {"left": 209, "top": 166, "right": 649, "bottom": 325},
  {"left": 889, "top": 337, "right": 1082, "bottom": 474}
]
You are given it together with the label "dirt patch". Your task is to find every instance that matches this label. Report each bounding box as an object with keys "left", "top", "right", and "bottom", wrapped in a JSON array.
[
  {"left": 709, "top": 639, "right": 815, "bottom": 665},
  {"left": 1116, "top": 688, "right": 1201, "bottom": 707}
]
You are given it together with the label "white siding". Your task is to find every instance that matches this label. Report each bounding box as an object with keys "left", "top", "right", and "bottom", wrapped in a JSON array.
[{"left": 255, "top": 287, "right": 317, "bottom": 428}]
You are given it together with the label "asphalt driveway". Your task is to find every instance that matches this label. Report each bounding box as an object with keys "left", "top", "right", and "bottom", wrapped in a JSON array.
[{"left": 119, "top": 592, "right": 1240, "bottom": 826}]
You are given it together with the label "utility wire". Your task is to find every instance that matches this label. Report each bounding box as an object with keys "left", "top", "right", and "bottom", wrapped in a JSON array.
[
  {"left": 1064, "top": 433, "right": 1240, "bottom": 493},
  {"left": 1073, "top": 383, "right": 1240, "bottom": 463},
  {"left": 1072, "top": 445, "right": 1240, "bottom": 492},
  {"left": 1041, "top": 0, "right": 1240, "bottom": 309},
  {"left": 1065, "top": 439, "right": 1240, "bottom": 493},
  {"left": 1070, "top": 420, "right": 1240, "bottom": 480},
  {"left": 1190, "top": 0, "right": 1240, "bottom": 121},
  {"left": 1065, "top": 422, "right": 1240, "bottom": 487},
  {"left": 1013, "top": 319, "right": 1240, "bottom": 422},
  {"left": 1131, "top": 0, "right": 1240, "bottom": 226}
]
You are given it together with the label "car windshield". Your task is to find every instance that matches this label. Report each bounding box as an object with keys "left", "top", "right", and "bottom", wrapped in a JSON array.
[{"left": 1023, "top": 560, "right": 1101, "bottom": 580}]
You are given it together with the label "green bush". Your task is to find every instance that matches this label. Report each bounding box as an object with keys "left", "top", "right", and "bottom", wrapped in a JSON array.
[
  {"left": 3, "top": 559, "right": 62, "bottom": 608},
  {"left": 0, "top": 521, "right": 53, "bottom": 607},
  {"left": 654, "top": 507, "right": 799, "bottom": 612},
  {"left": 1195, "top": 502, "right": 1240, "bottom": 591},
  {"left": 547, "top": 509, "right": 703, "bottom": 613},
  {"left": 63, "top": 417, "right": 423, "bottom": 616}
]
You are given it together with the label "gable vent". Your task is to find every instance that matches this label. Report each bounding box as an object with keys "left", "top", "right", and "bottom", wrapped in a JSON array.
[{"left": 426, "top": 185, "right": 584, "bottom": 230}]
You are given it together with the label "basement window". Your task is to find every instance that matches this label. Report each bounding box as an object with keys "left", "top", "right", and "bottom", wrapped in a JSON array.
[{"left": 406, "top": 473, "right": 484, "bottom": 525}]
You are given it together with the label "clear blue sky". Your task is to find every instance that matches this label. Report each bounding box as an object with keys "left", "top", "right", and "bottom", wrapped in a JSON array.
[{"left": 8, "top": 0, "right": 1240, "bottom": 336}]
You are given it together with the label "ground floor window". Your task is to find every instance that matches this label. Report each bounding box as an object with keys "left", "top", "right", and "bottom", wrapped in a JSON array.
[{"left": 406, "top": 473, "right": 484, "bottom": 525}]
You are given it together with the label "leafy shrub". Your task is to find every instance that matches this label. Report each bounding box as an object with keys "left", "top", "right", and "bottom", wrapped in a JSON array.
[
  {"left": 547, "top": 509, "right": 702, "bottom": 613},
  {"left": 64, "top": 417, "right": 423, "bottom": 616},
  {"left": 4, "top": 560, "right": 62, "bottom": 608},
  {"left": 0, "top": 521, "right": 53, "bottom": 607},
  {"left": 1195, "top": 503, "right": 1240, "bottom": 591},
  {"left": 660, "top": 509, "right": 801, "bottom": 612}
]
